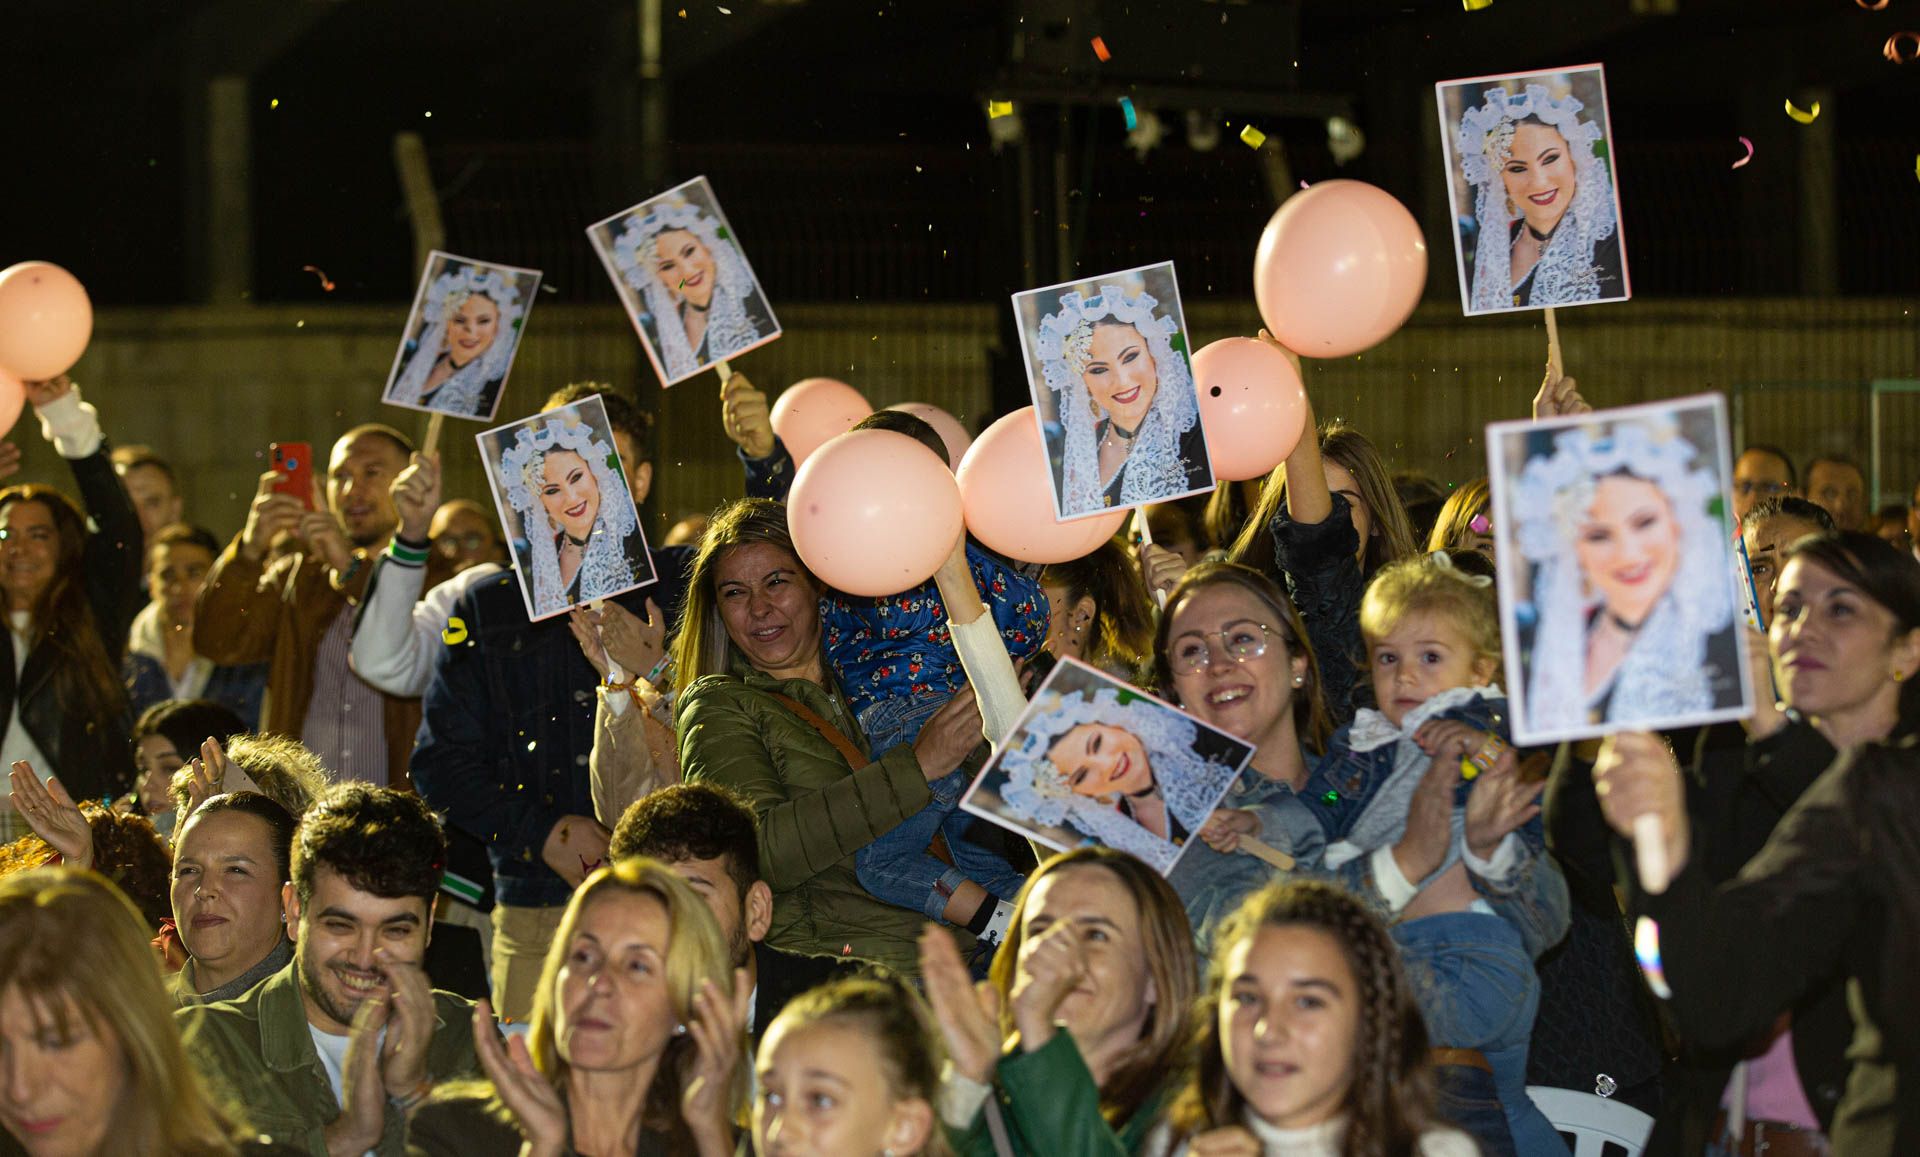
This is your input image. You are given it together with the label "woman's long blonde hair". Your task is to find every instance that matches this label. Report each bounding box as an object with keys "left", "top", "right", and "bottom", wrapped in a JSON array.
[
  {"left": 669, "top": 498, "right": 816, "bottom": 698},
  {"left": 2, "top": 868, "right": 243, "bottom": 1156},
  {"left": 526, "top": 858, "right": 739, "bottom": 1148},
  {"left": 1426, "top": 478, "right": 1492, "bottom": 555}
]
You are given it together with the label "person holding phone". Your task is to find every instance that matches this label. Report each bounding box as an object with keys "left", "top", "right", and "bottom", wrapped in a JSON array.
[
  {"left": 0, "top": 373, "right": 143, "bottom": 840},
  {"left": 195, "top": 423, "right": 420, "bottom": 788}
]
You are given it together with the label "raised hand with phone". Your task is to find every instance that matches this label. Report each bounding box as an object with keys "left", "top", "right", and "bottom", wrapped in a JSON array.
[{"left": 196, "top": 424, "right": 417, "bottom": 788}]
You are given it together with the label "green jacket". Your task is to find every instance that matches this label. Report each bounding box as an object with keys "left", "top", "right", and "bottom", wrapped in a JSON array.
[
  {"left": 677, "top": 666, "right": 974, "bottom": 973},
  {"left": 951, "top": 1032, "right": 1172, "bottom": 1157},
  {"left": 177, "top": 961, "right": 482, "bottom": 1157}
]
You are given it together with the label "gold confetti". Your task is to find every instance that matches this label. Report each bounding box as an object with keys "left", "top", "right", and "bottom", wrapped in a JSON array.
[
  {"left": 1239, "top": 124, "right": 1267, "bottom": 149},
  {"left": 1462, "top": 0, "right": 1493, "bottom": 9},
  {"left": 442, "top": 616, "right": 469, "bottom": 645},
  {"left": 1783, "top": 99, "right": 1820, "bottom": 124},
  {"left": 987, "top": 100, "right": 1014, "bottom": 119}
]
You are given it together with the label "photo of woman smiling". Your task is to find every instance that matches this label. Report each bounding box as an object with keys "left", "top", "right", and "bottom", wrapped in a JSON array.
[
  {"left": 383, "top": 252, "right": 541, "bottom": 420},
  {"left": 1015, "top": 262, "right": 1214, "bottom": 519},
  {"left": 962, "top": 658, "right": 1250, "bottom": 874},
  {"left": 588, "top": 176, "right": 780, "bottom": 387},
  {"left": 477, "top": 394, "right": 655, "bottom": 621},
  {"left": 1437, "top": 66, "right": 1629, "bottom": 316},
  {"left": 1490, "top": 394, "right": 1748, "bottom": 744}
]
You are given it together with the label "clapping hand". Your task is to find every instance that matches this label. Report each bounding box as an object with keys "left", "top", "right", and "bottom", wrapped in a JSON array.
[
  {"left": 680, "top": 969, "right": 752, "bottom": 1157},
  {"left": 8, "top": 762, "right": 92, "bottom": 869},
  {"left": 471, "top": 999, "right": 567, "bottom": 1157},
  {"left": 1462, "top": 746, "right": 1546, "bottom": 860},
  {"left": 918, "top": 926, "right": 1004, "bottom": 1083},
  {"left": 1008, "top": 920, "right": 1087, "bottom": 1054}
]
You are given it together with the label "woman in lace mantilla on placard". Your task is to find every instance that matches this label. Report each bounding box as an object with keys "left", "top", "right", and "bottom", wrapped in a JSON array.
[
  {"left": 610, "top": 199, "right": 773, "bottom": 381},
  {"left": 1457, "top": 82, "right": 1624, "bottom": 311},
  {"left": 1034, "top": 284, "right": 1210, "bottom": 517},
  {"left": 500, "top": 414, "right": 647, "bottom": 617},
  {"left": 998, "top": 686, "right": 1238, "bottom": 872},
  {"left": 387, "top": 263, "right": 527, "bottom": 418},
  {"left": 1512, "top": 414, "right": 1740, "bottom": 734}
]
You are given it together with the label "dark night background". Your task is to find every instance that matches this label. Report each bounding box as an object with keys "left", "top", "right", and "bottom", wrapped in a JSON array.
[{"left": 8, "top": 0, "right": 1918, "bottom": 309}]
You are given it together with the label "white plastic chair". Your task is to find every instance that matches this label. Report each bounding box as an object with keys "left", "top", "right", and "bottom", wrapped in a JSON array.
[{"left": 1526, "top": 1086, "right": 1654, "bottom": 1157}]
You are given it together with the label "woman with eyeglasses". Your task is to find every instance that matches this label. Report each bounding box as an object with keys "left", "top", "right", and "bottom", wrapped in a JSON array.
[{"left": 1149, "top": 562, "right": 1456, "bottom": 952}]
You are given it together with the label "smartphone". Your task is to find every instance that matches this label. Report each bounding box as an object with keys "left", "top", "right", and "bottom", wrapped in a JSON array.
[{"left": 269, "top": 442, "right": 315, "bottom": 511}]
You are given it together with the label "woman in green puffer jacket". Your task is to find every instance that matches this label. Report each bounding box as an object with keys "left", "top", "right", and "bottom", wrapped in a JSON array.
[{"left": 672, "top": 499, "right": 987, "bottom": 975}]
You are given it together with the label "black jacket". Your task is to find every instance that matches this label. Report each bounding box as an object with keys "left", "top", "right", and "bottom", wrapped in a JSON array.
[
  {"left": 411, "top": 546, "right": 692, "bottom": 909},
  {"left": 1633, "top": 733, "right": 1920, "bottom": 1157},
  {"left": 0, "top": 447, "right": 141, "bottom": 802},
  {"left": 752, "top": 937, "right": 846, "bottom": 1047}
]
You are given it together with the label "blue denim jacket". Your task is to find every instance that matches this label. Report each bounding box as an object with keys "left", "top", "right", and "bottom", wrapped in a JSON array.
[
  {"left": 1305, "top": 690, "right": 1571, "bottom": 959},
  {"left": 1170, "top": 758, "right": 1471, "bottom": 952}
]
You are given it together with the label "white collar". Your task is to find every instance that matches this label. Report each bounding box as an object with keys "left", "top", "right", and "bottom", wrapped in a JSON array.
[{"left": 1347, "top": 684, "right": 1503, "bottom": 753}]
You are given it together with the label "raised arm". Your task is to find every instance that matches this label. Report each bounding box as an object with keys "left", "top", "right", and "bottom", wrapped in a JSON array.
[
  {"left": 194, "top": 469, "right": 307, "bottom": 665},
  {"left": 719, "top": 373, "right": 795, "bottom": 500},
  {"left": 27, "top": 380, "right": 143, "bottom": 657}
]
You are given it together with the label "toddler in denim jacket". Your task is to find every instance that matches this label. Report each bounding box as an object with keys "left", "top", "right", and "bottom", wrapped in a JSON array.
[{"left": 1305, "top": 553, "right": 1572, "bottom": 1156}]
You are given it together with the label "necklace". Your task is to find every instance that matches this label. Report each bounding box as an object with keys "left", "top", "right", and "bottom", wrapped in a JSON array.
[
  {"left": 1100, "top": 418, "right": 1138, "bottom": 452},
  {"left": 562, "top": 529, "right": 590, "bottom": 549},
  {"left": 684, "top": 298, "right": 710, "bottom": 314},
  {"left": 1604, "top": 608, "right": 1645, "bottom": 634}
]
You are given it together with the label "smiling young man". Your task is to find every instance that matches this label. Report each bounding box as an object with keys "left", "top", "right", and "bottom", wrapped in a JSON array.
[
  {"left": 195, "top": 425, "right": 420, "bottom": 787},
  {"left": 179, "top": 785, "right": 481, "bottom": 1157}
]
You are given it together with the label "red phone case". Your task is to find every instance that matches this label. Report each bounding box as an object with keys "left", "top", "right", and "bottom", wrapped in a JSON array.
[{"left": 269, "top": 442, "right": 315, "bottom": 511}]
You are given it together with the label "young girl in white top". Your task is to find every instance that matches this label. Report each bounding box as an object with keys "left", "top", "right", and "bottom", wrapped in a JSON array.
[{"left": 1146, "top": 880, "right": 1478, "bottom": 1157}]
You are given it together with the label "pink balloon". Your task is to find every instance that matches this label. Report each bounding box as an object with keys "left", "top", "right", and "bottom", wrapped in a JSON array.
[
  {"left": 0, "top": 262, "right": 93, "bottom": 381},
  {"left": 0, "top": 368, "right": 25, "bottom": 441},
  {"left": 787, "top": 429, "right": 964, "bottom": 598},
  {"left": 1253, "top": 180, "right": 1426, "bottom": 359},
  {"left": 1191, "top": 337, "right": 1309, "bottom": 482},
  {"left": 957, "top": 408, "right": 1128, "bottom": 564},
  {"left": 885, "top": 402, "right": 973, "bottom": 470},
  {"left": 771, "top": 378, "right": 873, "bottom": 466}
]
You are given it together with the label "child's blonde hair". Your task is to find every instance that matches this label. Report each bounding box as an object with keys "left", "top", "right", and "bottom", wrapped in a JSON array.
[{"left": 1360, "top": 552, "right": 1502, "bottom": 671}]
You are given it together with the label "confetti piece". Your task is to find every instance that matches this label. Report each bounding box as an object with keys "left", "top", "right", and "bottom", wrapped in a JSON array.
[
  {"left": 1783, "top": 98, "right": 1820, "bottom": 124},
  {"left": 1730, "top": 136, "right": 1754, "bottom": 170},
  {"left": 717, "top": 4, "right": 731, "bottom": 12},
  {"left": 1886, "top": 32, "right": 1920, "bottom": 63},
  {"left": 269, "top": 98, "right": 280, "bottom": 110},
  {"left": 987, "top": 100, "right": 1014, "bottom": 119},
  {"left": 1091, "top": 36, "right": 1111, "bottom": 61},
  {"left": 442, "top": 617, "right": 469, "bottom": 646},
  {"left": 1634, "top": 916, "right": 1671, "bottom": 999},
  {"left": 1463, "top": 0, "right": 1494, "bottom": 9},
  {"left": 1858, "top": 0, "right": 1889, "bottom": 9},
  {"left": 301, "top": 264, "right": 336, "bottom": 292},
  {"left": 1239, "top": 124, "right": 1267, "bottom": 149},
  {"left": 1118, "top": 96, "right": 1137, "bottom": 131},
  {"left": 1914, "top": 154, "right": 1920, "bottom": 183}
]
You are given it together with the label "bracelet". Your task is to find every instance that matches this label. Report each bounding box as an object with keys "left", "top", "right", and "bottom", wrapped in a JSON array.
[
  {"left": 387, "top": 536, "right": 430, "bottom": 567},
  {"left": 388, "top": 1075, "right": 435, "bottom": 1112},
  {"left": 643, "top": 656, "right": 671, "bottom": 687},
  {"left": 598, "top": 677, "right": 637, "bottom": 696}
]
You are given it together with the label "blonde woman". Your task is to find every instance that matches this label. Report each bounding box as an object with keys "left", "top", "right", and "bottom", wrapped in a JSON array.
[
  {"left": 408, "top": 858, "right": 749, "bottom": 1157},
  {"left": 0, "top": 868, "right": 255, "bottom": 1155}
]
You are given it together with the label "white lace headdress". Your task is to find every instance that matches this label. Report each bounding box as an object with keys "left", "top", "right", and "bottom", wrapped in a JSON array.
[
  {"left": 1456, "top": 82, "right": 1618, "bottom": 311},
  {"left": 998, "top": 686, "right": 1236, "bottom": 872},
  {"left": 499, "top": 415, "right": 639, "bottom": 617},
  {"left": 1510, "top": 416, "right": 1733, "bottom": 732},
  {"left": 390, "top": 264, "right": 526, "bottom": 413},
  {"left": 609, "top": 199, "right": 763, "bottom": 379},
  {"left": 1034, "top": 284, "right": 1200, "bottom": 515}
]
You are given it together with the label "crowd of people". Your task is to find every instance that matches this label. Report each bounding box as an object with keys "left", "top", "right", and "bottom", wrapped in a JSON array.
[{"left": 0, "top": 357, "right": 1909, "bottom": 1157}]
